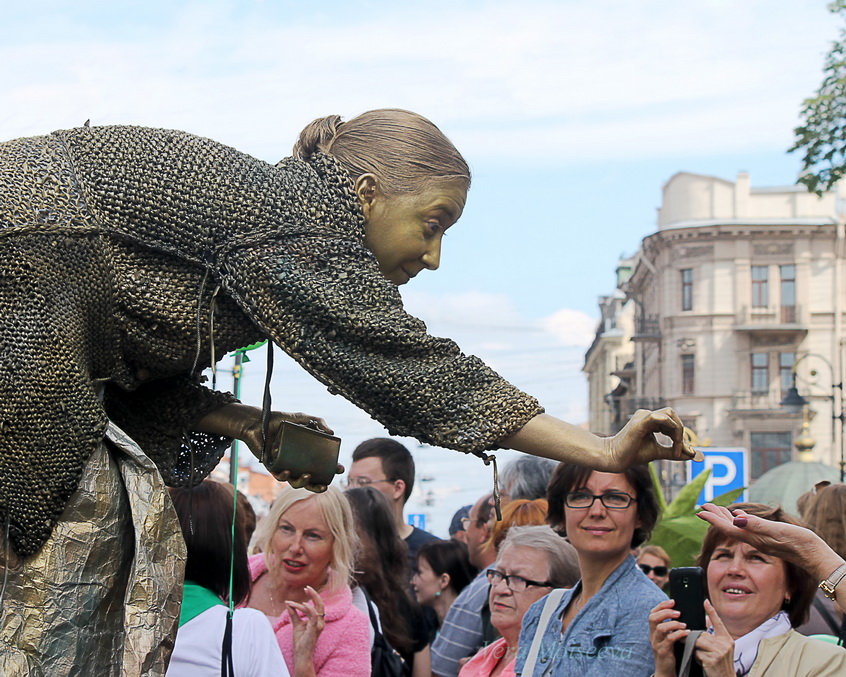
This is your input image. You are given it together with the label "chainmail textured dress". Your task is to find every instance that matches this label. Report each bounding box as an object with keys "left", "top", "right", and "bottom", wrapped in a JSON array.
[{"left": 0, "top": 125, "right": 542, "bottom": 674}]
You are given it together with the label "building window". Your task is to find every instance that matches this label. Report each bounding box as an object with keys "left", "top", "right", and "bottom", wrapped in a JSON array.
[
  {"left": 751, "top": 265, "right": 769, "bottom": 308},
  {"left": 780, "top": 264, "right": 796, "bottom": 323},
  {"left": 779, "top": 352, "right": 795, "bottom": 398},
  {"left": 681, "top": 354, "right": 695, "bottom": 394},
  {"left": 751, "top": 352, "right": 769, "bottom": 393},
  {"left": 681, "top": 269, "right": 693, "bottom": 311},
  {"left": 750, "top": 431, "right": 792, "bottom": 479}
]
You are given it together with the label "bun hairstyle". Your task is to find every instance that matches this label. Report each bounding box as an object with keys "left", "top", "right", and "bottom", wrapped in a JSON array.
[
  {"left": 292, "top": 108, "right": 470, "bottom": 195},
  {"left": 292, "top": 114, "right": 345, "bottom": 160}
]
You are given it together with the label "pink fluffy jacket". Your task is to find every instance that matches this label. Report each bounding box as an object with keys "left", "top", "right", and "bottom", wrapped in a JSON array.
[{"left": 247, "top": 554, "right": 371, "bottom": 676}]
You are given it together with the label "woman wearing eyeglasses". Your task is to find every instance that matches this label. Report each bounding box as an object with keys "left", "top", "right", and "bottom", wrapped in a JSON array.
[
  {"left": 459, "top": 526, "right": 579, "bottom": 677},
  {"left": 637, "top": 545, "right": 672, "bottom": 591},
  {"left": 515, "top": 464, "right": 665, "bottom": 676}
]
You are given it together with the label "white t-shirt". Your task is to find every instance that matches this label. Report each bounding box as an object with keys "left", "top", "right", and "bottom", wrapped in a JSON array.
[{"left": 167, "top": 605, "right": 290, "bottom": 677}]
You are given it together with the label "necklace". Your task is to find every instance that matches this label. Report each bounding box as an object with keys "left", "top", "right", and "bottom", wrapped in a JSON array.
[{"left": 264, "top": 573, "right": 287, "bottom": 617}]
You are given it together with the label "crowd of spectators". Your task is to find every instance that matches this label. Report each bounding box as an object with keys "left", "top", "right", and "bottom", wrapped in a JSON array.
[{"left": 168, "top": 438, "right": 846, "bottom": 676}]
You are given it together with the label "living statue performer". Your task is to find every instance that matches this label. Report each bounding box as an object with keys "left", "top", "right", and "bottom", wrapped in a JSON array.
[{"left": 0, "top": 110, "right": 695, "bottom": 675}]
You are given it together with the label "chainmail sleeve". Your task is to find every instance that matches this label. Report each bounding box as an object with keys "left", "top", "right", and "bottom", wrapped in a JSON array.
[{"left": 103, "top": 377, "right": 237, "bottom": 486}]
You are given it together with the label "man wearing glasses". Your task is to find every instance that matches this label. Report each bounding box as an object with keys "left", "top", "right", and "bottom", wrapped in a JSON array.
[{"left": 346, "top": 437, "right": 440, "bottom": 569}]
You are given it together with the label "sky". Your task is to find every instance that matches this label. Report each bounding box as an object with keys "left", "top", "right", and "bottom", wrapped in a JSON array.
[{"left": 3, "top": 0, "right": 841, "bottom": 533}]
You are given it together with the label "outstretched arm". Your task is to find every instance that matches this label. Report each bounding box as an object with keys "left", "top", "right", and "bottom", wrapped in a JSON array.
[{"left": 502, "top": 409, "right": 698, "bottom": 472}]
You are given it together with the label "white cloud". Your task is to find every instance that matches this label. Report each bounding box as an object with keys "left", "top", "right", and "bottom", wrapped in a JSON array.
[
  {"left": 1, "top": 0, "right": 835, "bottom": 163},
  {"left": 541, "top": 308, "right": 597, "bottom": 347}
]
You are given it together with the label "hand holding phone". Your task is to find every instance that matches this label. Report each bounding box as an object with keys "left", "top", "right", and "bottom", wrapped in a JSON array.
[
  {"left": 669, "top": 567, "right": 707, "bottom": 630},
  {"left": 669, "top": 567, "right": 707, "bottom": 677}
]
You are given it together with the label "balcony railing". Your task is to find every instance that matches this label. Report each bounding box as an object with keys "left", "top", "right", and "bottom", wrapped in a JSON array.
[
  {"left": 729, "top": 390, "right": 795, "bottom": 413},
  {"left": 735, "top": 305, "right": 804, "bottom": 331},
  {"left": 621, "top": 396, "right": 667, "bottom": 414},
  {"left": 780, "top": 305, "right": 797, "bottom": 324},
  {"left": 633, "top": 314, "right": 661, "bottom": 340}
]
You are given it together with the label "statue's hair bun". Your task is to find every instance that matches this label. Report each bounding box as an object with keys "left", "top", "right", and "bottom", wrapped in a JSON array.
[{"left": 292, "top": 115, "right": 344, "bottom": 160}]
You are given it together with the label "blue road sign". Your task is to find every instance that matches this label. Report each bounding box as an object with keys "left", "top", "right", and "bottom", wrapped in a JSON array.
[
  {"left": 688, "top": 448, "right": 748, "bottom": 505},
  {"left": 407, "top": 513, "right": 427, "bottom": 530}
]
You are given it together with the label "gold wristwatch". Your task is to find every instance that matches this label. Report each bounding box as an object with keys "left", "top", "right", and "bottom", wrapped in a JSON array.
[{"left": 819, "top": 563, "right": 846, "bottom": 601}]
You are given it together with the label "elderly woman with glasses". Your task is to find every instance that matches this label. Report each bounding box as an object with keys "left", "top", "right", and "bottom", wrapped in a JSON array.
[
  {"left": 459, "top": 526, "right": 579, "bottom": 677},
  {"left": 515, "top": 463, "right": 665, "bottom": 676}
]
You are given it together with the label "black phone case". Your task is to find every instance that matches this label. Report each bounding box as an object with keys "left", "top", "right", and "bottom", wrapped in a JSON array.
[
  {"left": 669, "top": 567, "right": 707, "bottom": 677},
  {"left": 669, "top": 566, "right": 707, "bottom": 630}
]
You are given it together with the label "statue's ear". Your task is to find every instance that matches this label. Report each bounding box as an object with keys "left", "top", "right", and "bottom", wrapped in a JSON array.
[{"left": 353, "top": 174, "right": 379, "bottom": 217}]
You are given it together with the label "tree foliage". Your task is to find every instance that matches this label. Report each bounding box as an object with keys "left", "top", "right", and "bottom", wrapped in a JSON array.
[{"left": 790, "top": 1, "right": 846, "bottom": 195}]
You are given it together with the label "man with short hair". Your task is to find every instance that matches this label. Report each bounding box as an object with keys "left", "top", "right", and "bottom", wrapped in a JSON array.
[
  {"left": 448, "top": 504, "right": 471, "bottom": 544},
  {"left": 346, "top": 438, "right": 440, "bottom": 568},
  {"left": 431, "top": 493, "right": 498, "bottom": 677},
  {"left": 499, "top": 454, "right": 557, "bottom": 502}
]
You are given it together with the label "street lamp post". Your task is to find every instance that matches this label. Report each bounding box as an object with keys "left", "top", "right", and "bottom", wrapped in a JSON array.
[{"left": 780, "top": 352, "right": 845, "bottom": 482}]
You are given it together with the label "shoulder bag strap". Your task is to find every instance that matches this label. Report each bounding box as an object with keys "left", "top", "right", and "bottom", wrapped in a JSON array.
[
  {"left": 677, "top": 630, "right": 704, "bottom": 677},
  {"left": 522, "top": 588, "right": 567, "bottom": 676},
  {"left": 362, "top": 586, "right": 389, "bottom": 640},
  {"left": 813, "top": 594, "right": 842, "bottom": 636}
]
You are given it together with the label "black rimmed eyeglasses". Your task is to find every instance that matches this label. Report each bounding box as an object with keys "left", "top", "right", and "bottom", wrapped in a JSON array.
[
  {"left": 485, "top": 568, "right": 552, "bottom": 592},
  {"left": 564, "top": 491, "right": 637, "bottom": 510}
]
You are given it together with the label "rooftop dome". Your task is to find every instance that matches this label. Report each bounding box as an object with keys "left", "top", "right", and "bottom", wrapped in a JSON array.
[{"left": 748, "top": 460, "right": 841, "bottom": 516}]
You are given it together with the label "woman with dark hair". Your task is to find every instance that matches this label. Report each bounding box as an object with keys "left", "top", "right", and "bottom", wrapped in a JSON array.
[
  {"left": 414, "top": 539, "right": 477, "bottom": 627},
  {"left": 515, "top": 463, "right": 665, "bottom": 676},
  {"left": 167, "top": 480, "right": 290, "bottom": 676},
  {"left": 345, "top": 486, "right": 434, "bottom": 676},
  {"left": 650, "top": 503, "right": 846, "bottom": 676}
]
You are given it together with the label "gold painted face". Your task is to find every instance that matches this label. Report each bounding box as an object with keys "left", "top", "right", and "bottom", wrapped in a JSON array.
[{"left": 357, "top": 177, "right": 467, "bottom": 285}]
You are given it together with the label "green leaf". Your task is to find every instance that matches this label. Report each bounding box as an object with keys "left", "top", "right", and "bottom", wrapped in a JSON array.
[
  {"left": 649, "top": 462, "right": 668, "bottom": 513},
  {"left": 710, "top": 486, "right": 745, "bottom": 508},
  {"left": 649, "top": 514, "right": 710, "bottom": 567},
  {"left": 663, "top": 469, "right": 711, "bottom": 519}
]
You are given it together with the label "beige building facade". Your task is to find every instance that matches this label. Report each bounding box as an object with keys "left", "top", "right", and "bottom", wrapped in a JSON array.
[{"left": 585, "top": 171, "right": 846, "bottom": 495}]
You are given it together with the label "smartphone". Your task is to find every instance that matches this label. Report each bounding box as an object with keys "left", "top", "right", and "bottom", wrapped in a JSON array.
[
  {"left": 669, "top": 566, "right": 706, "bottom": 630},
  {"left": 669, "top": 567, "right": 706, "bottom": 677}
]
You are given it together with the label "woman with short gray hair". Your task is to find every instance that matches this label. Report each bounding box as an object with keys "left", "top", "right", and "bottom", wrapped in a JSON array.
[{"left": 459, "top": 526, "right": 578, "bottom": 677}]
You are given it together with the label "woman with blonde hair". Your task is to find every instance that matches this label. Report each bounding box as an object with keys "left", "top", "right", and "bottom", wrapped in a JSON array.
[
  {"left": 637, "top": 544, "right": 671, "bottom": 590},
  {"left": 244, "top": 485, "right": 369, "bottom": 676}
]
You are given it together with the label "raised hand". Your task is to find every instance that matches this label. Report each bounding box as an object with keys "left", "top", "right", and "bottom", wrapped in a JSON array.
[
  {"left": 286, "top": 585, "right": 326, "bottom": 677},
  {"left": 696, "top": 503, "right": 812, "bottom": 568},
  {"left": 606, "top": 408, "right": 701, "bottom": 471}
]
